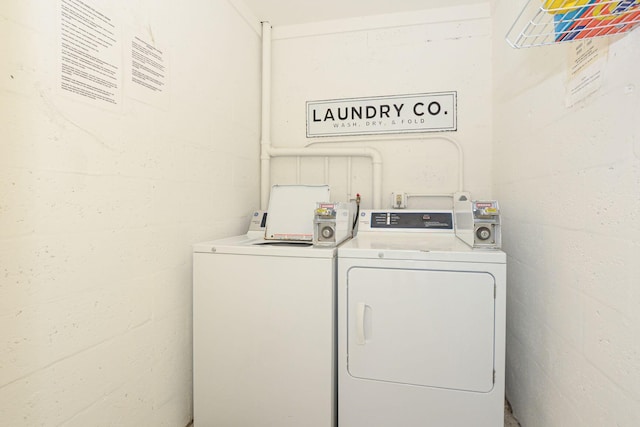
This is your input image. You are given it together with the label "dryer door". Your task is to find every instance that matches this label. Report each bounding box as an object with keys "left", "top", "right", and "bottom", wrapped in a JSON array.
[{"left": 346, "top": 267, "right": 495, "bottom": 392}]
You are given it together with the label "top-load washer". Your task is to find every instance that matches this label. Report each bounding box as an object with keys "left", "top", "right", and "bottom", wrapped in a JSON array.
[
  {"left": 193, "top": 228, "right": 338, "bottom": 427},
  {"left": 193, "top": 185, "right": 356, "bottom": 427},
  {"left": 337, "top": 209, "right": 506, "bottom": 427}
]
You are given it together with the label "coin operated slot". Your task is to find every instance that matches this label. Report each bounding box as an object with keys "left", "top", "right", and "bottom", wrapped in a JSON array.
[
  {"left": 472, "top": 201, "right": 501, "bottom": 249},
  {"left": 320, "top": 225, "right": 335, "bottom": 239},
  {"left": 474, "top": 224, "right": 496, "bottom": 245},
  {"left": 313, "top": 201, "right": 356, "bottom": 247}
]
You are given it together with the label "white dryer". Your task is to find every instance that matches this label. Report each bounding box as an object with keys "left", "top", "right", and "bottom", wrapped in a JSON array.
[{"left": 337, "top": 210, "right": 506, "bottom": 427}]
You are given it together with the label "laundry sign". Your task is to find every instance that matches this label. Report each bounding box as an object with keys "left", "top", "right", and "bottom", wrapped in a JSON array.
[{"left": 306, "top": 92, "right": 457, "bottom": 137}]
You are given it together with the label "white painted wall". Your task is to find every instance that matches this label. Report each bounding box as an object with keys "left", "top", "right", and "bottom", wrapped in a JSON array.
[
  {"left": 0, "top": 0, "right": 261, "bottom": 425},
  {"left": 268, "top": 4, "right": 494, "bottom": 208},
  {"left": 3, "top": 0, "right": 638, "bottom": 425},
  {"left": 492, "top": 1, "right": 640, "bottom": 425}
]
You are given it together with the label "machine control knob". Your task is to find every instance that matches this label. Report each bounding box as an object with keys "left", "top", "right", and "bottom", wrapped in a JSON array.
[
  {"left": 476, "top": 226, "right": 492, "bottom": 241},
  {"left": 321, "top": 226, "right": 334, "bottom": 239}
]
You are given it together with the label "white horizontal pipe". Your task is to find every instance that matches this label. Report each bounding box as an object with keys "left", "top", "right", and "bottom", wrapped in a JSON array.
[
  {"left": 407, "top": 193, "right": 454, "bottom": 198},
  {"left": 305, "top": 135, "right": 464, "bottom": 192},
  {"left": 269, "top": 146, "right": 382, "bottom": 162}
]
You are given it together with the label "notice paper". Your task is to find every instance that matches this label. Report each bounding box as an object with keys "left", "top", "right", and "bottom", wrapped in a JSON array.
[
  {"left": 131, "top": 36, "right": 165, "bottom": 93},
  {"left": 565, "top": 38, "right": 608, "bottom": 107},
  {"left": 126, "top": 35, "right": 168, "bottom": 109},
  {"left": 59, "top": 0, "right": 121, "bottom": 108}
]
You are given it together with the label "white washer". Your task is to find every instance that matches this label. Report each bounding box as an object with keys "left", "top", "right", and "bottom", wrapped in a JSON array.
[
  {"left": 338, "top": 210, "right": 506, "bottom": 427},
  {"left": 193, "top": 214, "right": 338, "bottom": 427}
]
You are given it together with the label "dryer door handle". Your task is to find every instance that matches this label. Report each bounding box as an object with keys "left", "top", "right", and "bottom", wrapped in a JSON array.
[{"left": 356, "top": 302, "right": 370, "bottom": 345}]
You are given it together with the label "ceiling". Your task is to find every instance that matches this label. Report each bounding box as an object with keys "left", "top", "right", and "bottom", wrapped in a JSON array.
[{"left": 242, "top": 0, "right": 489, "bottom": 26}]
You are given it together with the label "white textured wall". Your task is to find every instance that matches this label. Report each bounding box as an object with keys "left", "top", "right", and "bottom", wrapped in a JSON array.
[
  {"left": 0, "top": 0, "right": 261, "bottom": 425},
  {"left": 493, "top": 1, "right": 640, "bottom": 425},
  {"left": 268, "top": 4, "right": 494, "bottom": 208}
]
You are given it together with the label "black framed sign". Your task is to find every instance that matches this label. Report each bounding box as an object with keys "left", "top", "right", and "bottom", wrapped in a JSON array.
[{"left": 306, "top": 92, "right": 457, "bottom": 137}]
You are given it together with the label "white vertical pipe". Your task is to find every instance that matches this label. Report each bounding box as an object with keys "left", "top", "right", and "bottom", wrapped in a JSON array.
[
  {"left": 372, "top": 162, "right": 382, "bottom": 208},
  {"left": 346, "top": 158, "right": 352, "bottom": 202},
  {"left": 442, "top": 136, "right": 465, "bottom": 192},
  {"left": 324, "top": 157, "right": 329, "bottom": 185},
  {"left": 260, "top": 22, "right": 272, "bottom": 210}
]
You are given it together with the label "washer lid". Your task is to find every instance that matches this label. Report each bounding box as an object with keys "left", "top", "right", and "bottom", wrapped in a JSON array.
[
  {"left": 265, "top": 184, "right": 330, "bottom": 241},
  {"left": 193, "top": 234, "right": 337, "bottom": 258}
]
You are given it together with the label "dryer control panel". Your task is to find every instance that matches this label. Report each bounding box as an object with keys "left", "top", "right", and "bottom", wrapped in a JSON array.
[
  {"left": 371, "top": 212, "right": 453, "bottom": 229},
  {"left": 357, "top": 210, "right": 454, "bottom": 232}
]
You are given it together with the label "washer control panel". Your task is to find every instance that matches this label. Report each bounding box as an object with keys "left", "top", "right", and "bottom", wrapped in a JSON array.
[{"left": 313, "top": 201, "right": 356, "bottom": 246}]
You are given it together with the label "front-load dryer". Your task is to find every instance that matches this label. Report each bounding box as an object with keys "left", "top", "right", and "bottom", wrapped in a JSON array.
[{"left": 337, "top": 210, "right": 506, "bottom": 427}]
